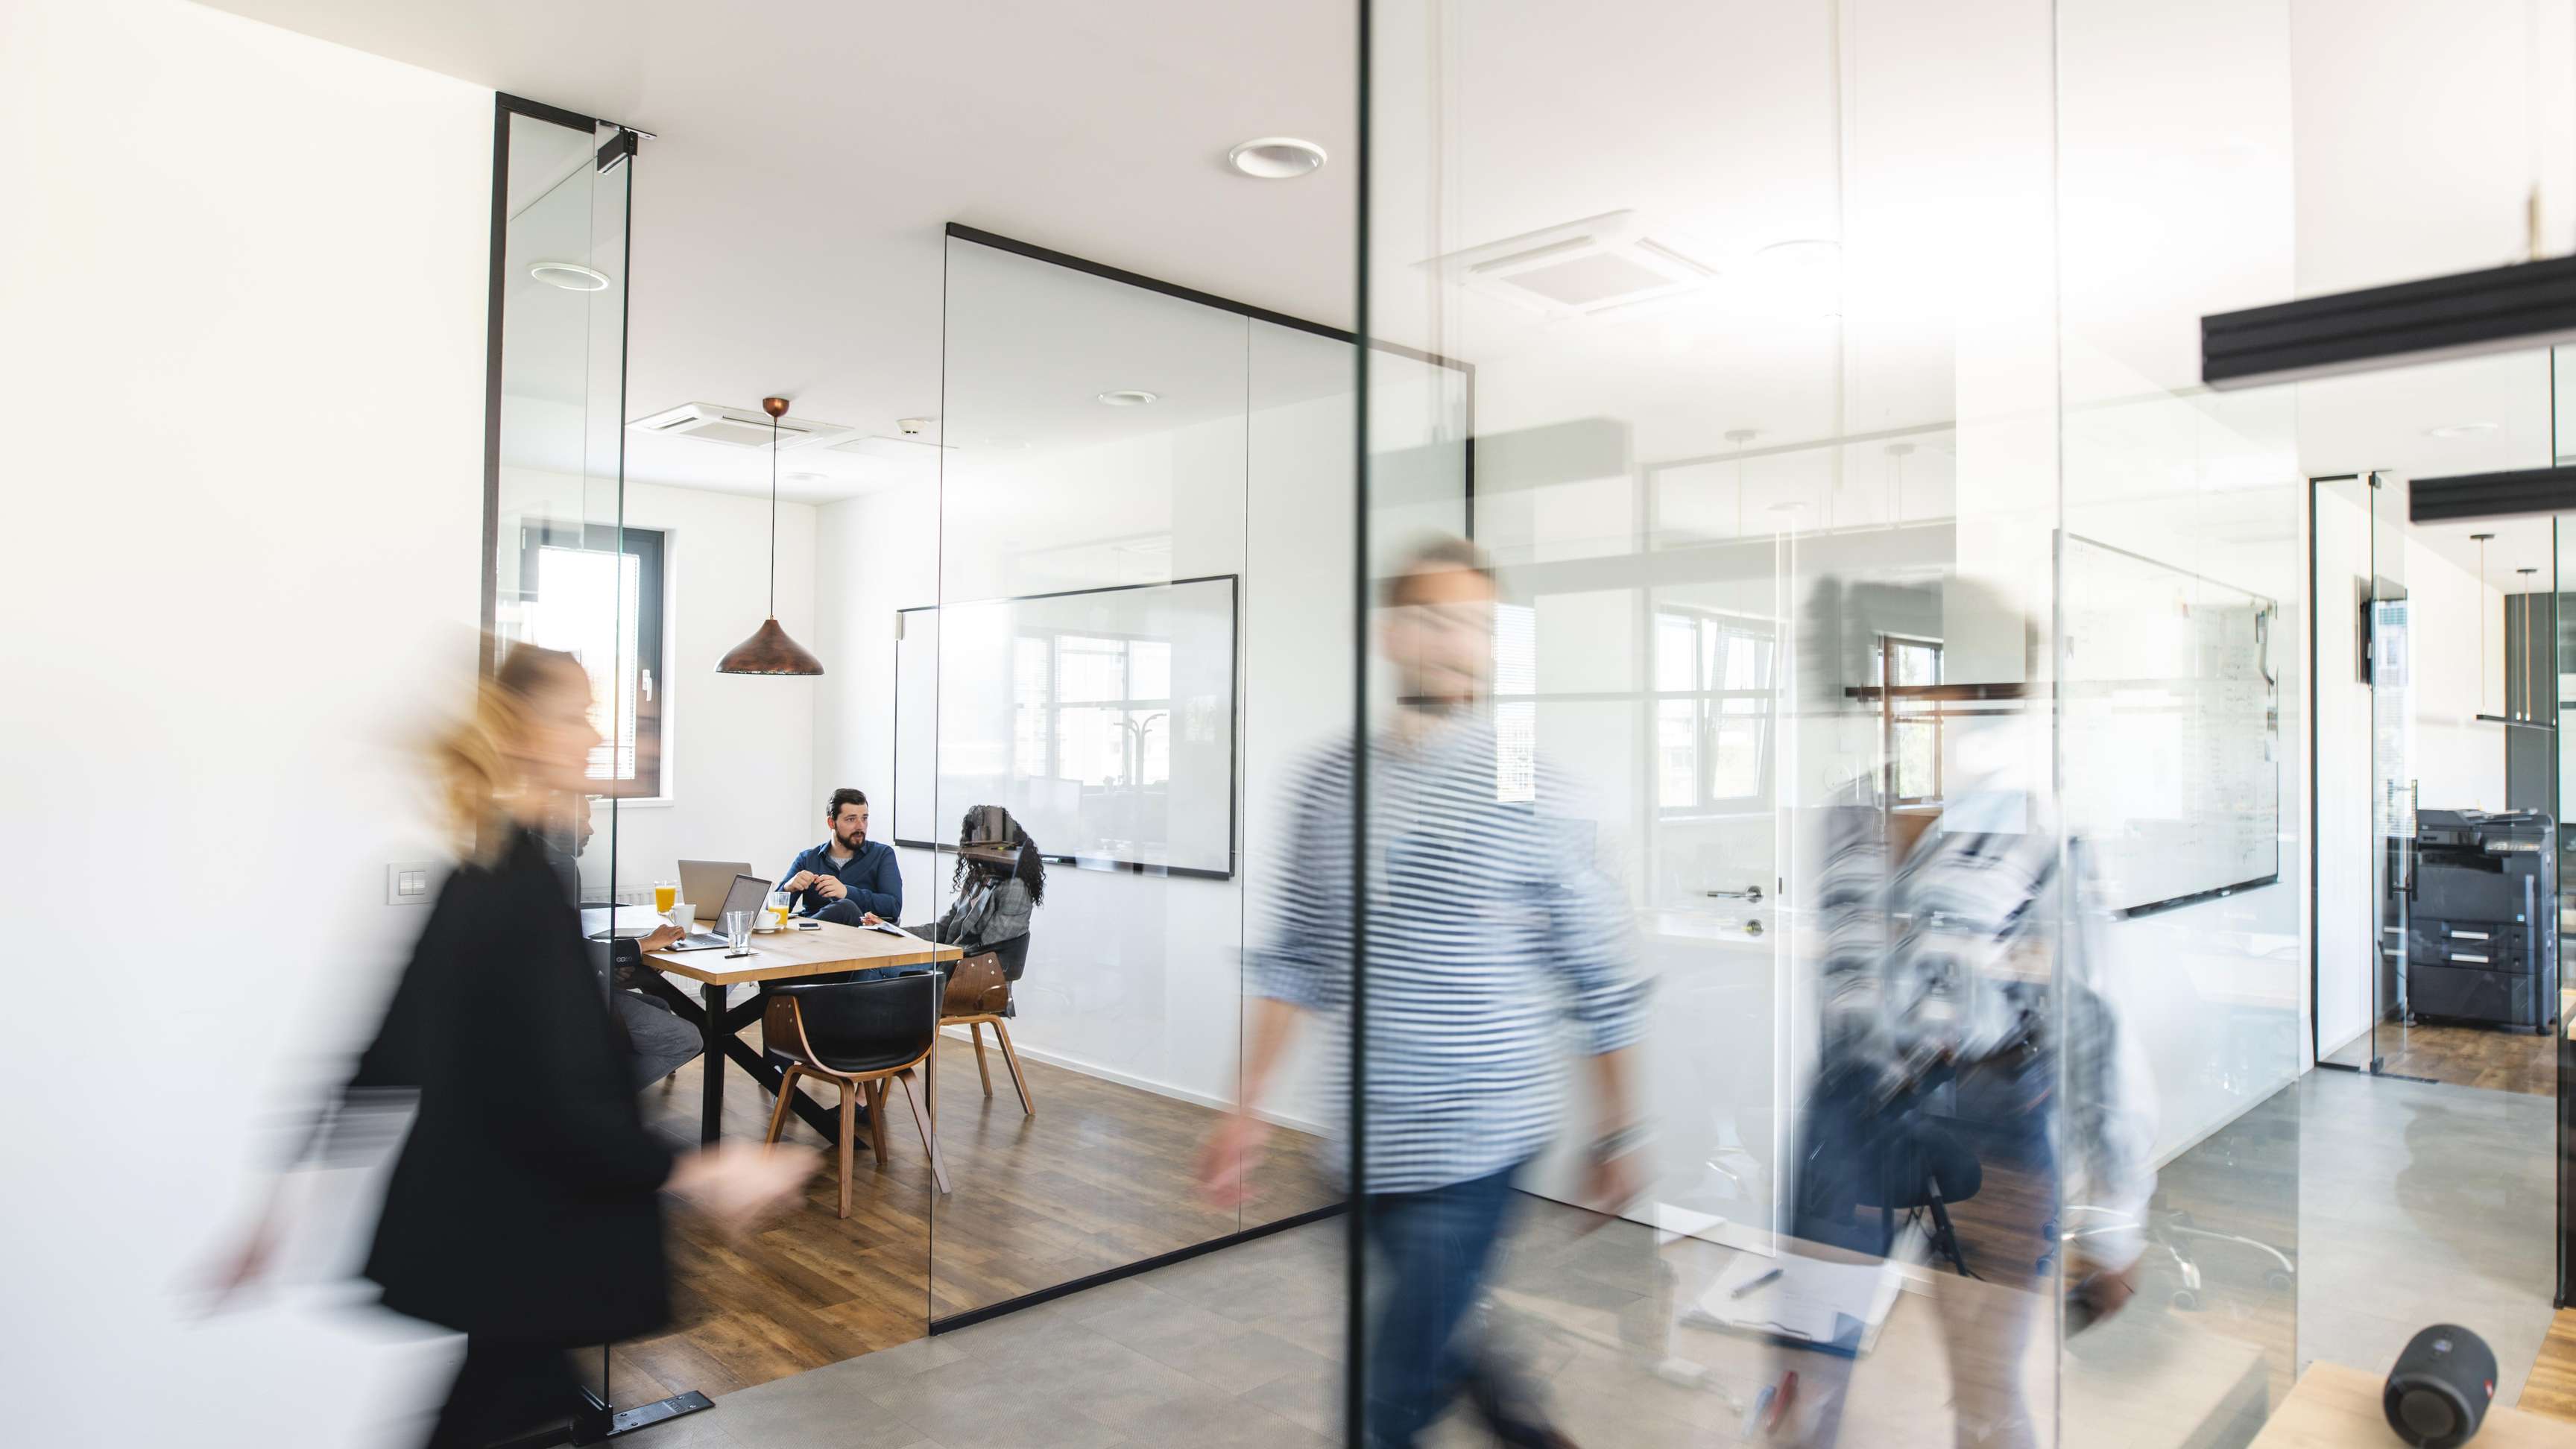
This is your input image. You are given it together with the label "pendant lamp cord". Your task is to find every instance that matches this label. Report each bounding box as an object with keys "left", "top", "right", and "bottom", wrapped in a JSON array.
[{"left": 767, "top": 407, "right": 777, "bottom": 613}]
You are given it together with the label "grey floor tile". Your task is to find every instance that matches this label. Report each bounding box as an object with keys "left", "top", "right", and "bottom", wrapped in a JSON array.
[
  {"left": 1103, "top": 1390, "right": 1332, "bottom": 1448},
  {"left": 771, "top": 1334, "right": 967, "bottom": 1404},
  {"left": 617, "top": 1412, "right": 742, "bottom": 1449},
  {"left": 1083, "top": 1285, "right": 1332, "bottom": 1393},
  {"left": 704, "top": 1374, "right": 935, "bottom": 1449},
  {"left": 865, "top": 1333, "right": 1174, "bottom": 1448},
  {"left": 1238, "top": 1365, "right": 1339, "bottom": 1437}
]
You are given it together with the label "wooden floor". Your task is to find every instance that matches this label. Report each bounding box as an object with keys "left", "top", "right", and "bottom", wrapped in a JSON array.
[
  {"left": 2366, "top": 1019, "right": 2557, "bottom": 1096},
  {"left": 2521, "top": 1310, "right": 2576, "bottom": 1425},
  {"left": 603, "top": 1028, "right": 1335, "bottom": 1409}
]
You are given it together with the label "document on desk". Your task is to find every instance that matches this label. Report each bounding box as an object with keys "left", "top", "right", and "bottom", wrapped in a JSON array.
[
  {"left": 1684, "top": 1250, "right": 1904, "bottom": 1357},
  {"left": 863, "top": 922, "right": 921, "bottom": 939}
]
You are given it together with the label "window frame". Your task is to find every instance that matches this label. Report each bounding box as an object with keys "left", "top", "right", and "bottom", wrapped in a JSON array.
[
  {"left": 1020, "top": 626, "right": 1177, "bottom": 793},
  {"left": 517, "top": 519, "right": 667, "bottom": 800},
  {"left": 1874, "top": 632, "right": 1945, "bottom": 806},
  {"left": 1651, "top": 604, "right": 1778, "bottom": 818}
]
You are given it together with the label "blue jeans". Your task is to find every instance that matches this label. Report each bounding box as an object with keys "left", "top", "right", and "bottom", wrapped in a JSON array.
[{"left": 1365, "top": 1160, "right": 1536, "bottom": 1448}]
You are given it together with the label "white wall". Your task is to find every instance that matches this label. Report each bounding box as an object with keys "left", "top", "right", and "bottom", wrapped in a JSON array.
[
  {"left": 2400, "top": 531, "right": 2508, "bottom": 813},
  {"left": 611, "top": 479, "right": 823, "bottom": 891},
  {"left": 0, "top": 1, "right": 490, "bottom": 1443},
  {"left": 812, "top": 479, "right": 942, "bottom": 913},
  {"left": 493, "top": 468, "right": 825, "bottom": 893}
]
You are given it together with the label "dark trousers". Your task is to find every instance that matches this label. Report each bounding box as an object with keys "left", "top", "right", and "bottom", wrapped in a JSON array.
[
  {"left": 1365, "top": 1160, "right": 1542, "bottom": 1449},
  {"left": 423, "top": 1336, "right": 575, "bottom": 1449}
]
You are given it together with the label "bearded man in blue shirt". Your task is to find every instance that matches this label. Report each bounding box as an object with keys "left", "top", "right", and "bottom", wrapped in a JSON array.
[{"left": 780, "top": 788, "right": 903, "bottom": 926}]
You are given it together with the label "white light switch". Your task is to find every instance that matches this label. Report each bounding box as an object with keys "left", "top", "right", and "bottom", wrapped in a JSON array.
[{"left": 387, "top": 862, "right": 435, "bottom": 905}]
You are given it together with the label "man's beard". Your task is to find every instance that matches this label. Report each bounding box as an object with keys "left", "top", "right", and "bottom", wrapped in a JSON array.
[{"left": 836, "top": 827, "right": 865, "bottom": 851}]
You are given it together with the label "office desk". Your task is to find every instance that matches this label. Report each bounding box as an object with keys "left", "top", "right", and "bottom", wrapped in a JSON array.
[
  {"left": 640, "top": 921, "right": 963, "bottom": 1146},
  {"left": 2251, "top": 1361, "right": 2576, "bottom": 1447}
]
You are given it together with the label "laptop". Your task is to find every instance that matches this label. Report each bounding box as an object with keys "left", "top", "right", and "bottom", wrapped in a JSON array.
[
  {"left": 663, "top": 873, "right": 775, "bottom": 952},
  {"left": 678, "top": 859, "right": 757, "bottom": 923}
]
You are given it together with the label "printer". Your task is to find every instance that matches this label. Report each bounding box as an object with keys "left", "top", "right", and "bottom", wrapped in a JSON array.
[{"left": 2407, "top": 809, "right": 2559, "bottom": 1033}]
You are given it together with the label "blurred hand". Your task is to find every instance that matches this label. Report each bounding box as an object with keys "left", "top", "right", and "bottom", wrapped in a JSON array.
[
  {"left": 2071, "top": 1257, "right": 2138, "bottom": 1324},
  {"left": 1196, "top": 1113, "right": 1272, "bottom": 1209},
  {"left": 860, "top": 912, "right": 885, "bottom": 926},
  {"left": 1585, "top": 1146, "right": 1644, "bottom": 1213},
  {"left": 783, "top": 871, "right": 817, "bottom": 893},
  {"left": 637, "top": 924, "right": 684, "bottom": 953},
  {"left": 668, "top": 1144, "right": 815, "bottom": 1237},
  {"left": 197, "top": 1213, "right": 279, "bottom": 1313},
  {"left": 815, "top": 877, "right": 849, "bottom": 902}
]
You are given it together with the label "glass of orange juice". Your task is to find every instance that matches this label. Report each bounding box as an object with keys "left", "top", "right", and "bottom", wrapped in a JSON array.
[
  {"left": 766, "top": 891, "right": 792, "bottom": 929},
  {"left": 653, "top": 879, "right": 677, "bottom": 915}
]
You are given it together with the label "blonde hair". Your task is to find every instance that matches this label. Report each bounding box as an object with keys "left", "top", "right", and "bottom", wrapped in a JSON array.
[{"left": 434, "top": 643, "right": 583, "bottom": 863}]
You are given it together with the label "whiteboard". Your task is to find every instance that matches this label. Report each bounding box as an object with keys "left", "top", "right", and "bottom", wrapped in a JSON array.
[
  {"left": 2060, "top": 535, "right": 2281, "bottom": 916},
  {"left": 894, "top": 576, "right": 1237, "bottom": 877}
]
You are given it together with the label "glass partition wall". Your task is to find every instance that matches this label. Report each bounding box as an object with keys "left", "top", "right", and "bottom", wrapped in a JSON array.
[
  {"left": 484, "top": 97, "right": 650, "bottom": 1430},
  {"left": 921, "top": 230, "right": 1464, "bottom": 1334},
  {"left": 1355, "top": 1, "right": 2312, "bottom": 1444}
]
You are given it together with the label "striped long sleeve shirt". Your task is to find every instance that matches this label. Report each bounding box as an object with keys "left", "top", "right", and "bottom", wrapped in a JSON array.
[{"left": 1248, "top": 715, "right": 1649, "bottom": 1195}]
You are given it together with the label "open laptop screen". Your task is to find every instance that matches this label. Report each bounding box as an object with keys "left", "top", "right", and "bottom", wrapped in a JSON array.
[{"left": 719, "top": 873, "right": 771, "bottom": 923}]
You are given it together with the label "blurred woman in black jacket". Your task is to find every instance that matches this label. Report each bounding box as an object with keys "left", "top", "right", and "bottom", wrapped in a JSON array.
[{"left": 351, "top": 645, "right": 809, "bottom": 1448}]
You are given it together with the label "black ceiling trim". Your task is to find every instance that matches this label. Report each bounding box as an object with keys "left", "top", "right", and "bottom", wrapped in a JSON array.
[
  {"left": 2203, "top": 255, "right": 2576, "bottom": 389},
  {"left": 2409, "top": 464, "right": 2576, "bottom": 523},
  {"left": 942, "top": 221, "right": 1470, "bottom": 373}
]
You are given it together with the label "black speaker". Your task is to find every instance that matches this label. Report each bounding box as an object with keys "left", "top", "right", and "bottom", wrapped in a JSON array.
[{"left": 2384, "top": 1324, "right": 2498, "bottom": 1448}]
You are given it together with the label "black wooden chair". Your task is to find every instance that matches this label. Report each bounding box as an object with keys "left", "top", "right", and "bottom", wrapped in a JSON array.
[{"left": 761, "top": 971, "right": 950, "bottom": 1213}]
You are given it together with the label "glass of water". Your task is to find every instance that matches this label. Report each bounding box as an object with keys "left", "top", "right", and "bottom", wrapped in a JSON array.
[{"left": 720, "top": 909, "right": 757, "bottom": 956}]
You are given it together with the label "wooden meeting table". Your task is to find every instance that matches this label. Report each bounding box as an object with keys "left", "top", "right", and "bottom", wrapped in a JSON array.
[{"left": 637, "top": 918, "right": 963, "bottom": 1146}]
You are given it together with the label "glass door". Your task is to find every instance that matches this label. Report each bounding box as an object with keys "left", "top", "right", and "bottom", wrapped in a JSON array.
[
  {"left": 2316, "top": 469, "right": 2412, "bottom": 1074},
  {"left": 2368, "top": 471, "right": 2415, "bottom": 1074},
  {"left": 484, "top": 96, "right": 649, "bottom": 1434}
]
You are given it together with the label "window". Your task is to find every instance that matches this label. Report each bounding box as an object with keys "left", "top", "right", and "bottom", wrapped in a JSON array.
[
  {"left": 510, "top": 522, "right": 666, "bottom": 798},
  {"left": 1872, "top": 634, "right": 1943, "bottom": 804},
  {"left": 1652, "top": 607, "right": 1777, "bottom": 813},
  {"left": 1018, "top": 630, "right": 1172, "bottom": 791}
]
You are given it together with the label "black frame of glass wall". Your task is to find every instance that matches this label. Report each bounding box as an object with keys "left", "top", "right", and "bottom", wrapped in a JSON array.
[
  {"left": 482, "top": 91, "right": 686, "bottom": 1445},
  {"left": 921, "top": 221, "right": 1473, "bottom": 1336}
]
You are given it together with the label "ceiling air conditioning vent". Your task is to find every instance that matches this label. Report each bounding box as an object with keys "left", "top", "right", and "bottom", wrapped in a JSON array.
[
  {"left": 1429, "top": 210, "right": 1716, "bottom": 318},
  {"left": 628, "top": 402, "right": 853, "bottom": 449},
  {"left": 824, "top": 435, "right": 956, "bottom": 462}
]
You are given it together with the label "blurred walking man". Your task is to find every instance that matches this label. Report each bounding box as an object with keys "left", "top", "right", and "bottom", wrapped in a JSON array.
[{"left": 1199, "top": 535, "right": 1649, "bottom": 1449}]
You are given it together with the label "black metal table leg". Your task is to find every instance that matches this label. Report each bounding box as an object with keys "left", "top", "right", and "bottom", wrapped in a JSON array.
[
  {"left": 642, "top": 975, "right": 842, "bottom": 1144},
  {"left": 697, "top": 982, "right": 724, "bottom": 1146}
]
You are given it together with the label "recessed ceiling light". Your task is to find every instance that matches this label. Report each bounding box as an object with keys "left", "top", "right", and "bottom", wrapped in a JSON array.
[
  {"left": 1227, "top": 137, "right": 1327, "bottom": 180},
  {"left": 786, "top": 471, "right": 827, "bottom": 482},
  {"left": 1097, "top": 389, "right": 1160, "bottom": 407},
  {"left": 2425, "top": 420, "right": 2499, "bottom": 438},
  {"left": 529, "top": 262, "right": 610, "bottom": 291}
]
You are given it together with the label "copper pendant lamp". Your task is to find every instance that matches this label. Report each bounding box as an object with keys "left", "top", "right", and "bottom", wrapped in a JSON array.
[{"left": 716, "top": 396, "right": 825, "bottom": 675}]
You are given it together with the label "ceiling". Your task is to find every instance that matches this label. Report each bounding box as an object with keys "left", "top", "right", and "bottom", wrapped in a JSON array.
[
  {"left": 208, "top": 0, "right": 1360, "bottom": 504},
  {"left": 206, "top": 0, "right": 2576, "bottom": 517}
]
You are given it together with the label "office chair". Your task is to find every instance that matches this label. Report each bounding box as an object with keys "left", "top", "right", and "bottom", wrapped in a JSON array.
[
  {"left": 1859, "top": 1119, "right": 1981, "bottom": 1278},
  {"left": 939, "top": 932, "right": 1034, "bottom": 1117},
  {"left": 762, "top": 972, "right": 950, "bottom": 1213}
]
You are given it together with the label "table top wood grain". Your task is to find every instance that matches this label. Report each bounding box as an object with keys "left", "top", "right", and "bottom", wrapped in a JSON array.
[
  {"left": 645, "top": 919, "right": 962, "bottom": 986},
  {"left": 2252, "top": 1362, "right": 2576, "bottom": 1448}
]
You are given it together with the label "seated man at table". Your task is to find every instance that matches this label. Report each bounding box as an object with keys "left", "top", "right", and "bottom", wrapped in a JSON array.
[{"left": 780, "top": 786, "right": 903, "bottom": 927}]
